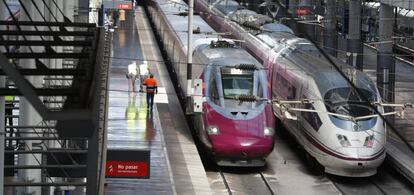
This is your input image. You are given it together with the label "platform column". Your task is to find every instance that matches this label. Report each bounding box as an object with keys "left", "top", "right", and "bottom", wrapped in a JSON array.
[
  {"left": 0, "top": 1, "right": 5, "bottom": 190},
  {"left": 0, "top": 77, "right": 4, "bottom": 195},
  {"left": 300, "top": 0, "right": 313, "bottom": 19},
  {"left": 377, "top": 3, "right": 395, "bottom": 104},
  {"left": 288, "top": 0, "right": 298, "bottom": 17},
  {"left": 0, "top": 2, "right": 5, "bottom": 194},
  {"left": 77, "top": 0, "right": 89, "bottom": 23},
  {"left": 324, "top": 0, "right": 337, "bottom": 56},
  {"left": 17, "top": 1, "right": 44, "bottom": 194},
  {"left": 347, "top": 0, "right": 363, "bottom": 70},
  {"left": 187, "top": 0, "right": 194, "bottom": 84}
]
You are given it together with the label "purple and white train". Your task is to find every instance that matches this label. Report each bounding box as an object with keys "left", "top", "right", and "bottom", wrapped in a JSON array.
[{"left": 148, "top": 0, "right": 275, "bottom": 166}]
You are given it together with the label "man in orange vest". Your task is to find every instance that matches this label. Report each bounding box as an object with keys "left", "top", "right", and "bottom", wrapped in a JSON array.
[{"left": 142, "top": 74, "right": 158, "bottom": 110}]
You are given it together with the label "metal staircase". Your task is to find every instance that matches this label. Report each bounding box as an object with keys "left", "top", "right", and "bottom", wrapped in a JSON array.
[{"left": 1, "top": 0, "right": 111, "bottom": 194}]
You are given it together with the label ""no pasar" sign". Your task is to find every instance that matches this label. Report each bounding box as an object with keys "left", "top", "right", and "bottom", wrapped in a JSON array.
[{"left": 106, "top": 149, "right": 150, "bottom": 179}]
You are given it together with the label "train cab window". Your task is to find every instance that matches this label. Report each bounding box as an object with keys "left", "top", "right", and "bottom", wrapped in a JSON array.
[
  {"left": 221, "top": 68, "right": 253, "bottom": 99},
  {"left": 324, "top": 87, "right": 376, "bottom": 119},
  {"left": 324, "top": 87, "right": 378, "bottom": 131}
]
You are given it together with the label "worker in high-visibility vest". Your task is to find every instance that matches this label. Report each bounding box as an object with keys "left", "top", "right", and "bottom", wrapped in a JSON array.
[
  {"left": 142, "top": 74, "right": 158, "bottom": 110},
  {"left": 4, "top": 95, "right": 14, "bottom": 126}
]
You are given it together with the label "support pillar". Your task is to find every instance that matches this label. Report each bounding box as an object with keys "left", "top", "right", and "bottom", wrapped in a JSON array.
[
  {"left": 337, "top": 0, "right": 346, "bottom": 36},
  {"left": 0, "top": 78, "right": 4, "bottom": 195},
  {"left": 288, "top": 0, "right": 298, "bottom": 17},
  {"left": 77, "top": 0, "right": 89, "bottom": 23},
  {"left": 63, "top": 0, "right": 76, "bottom": 22},
  {"left": 347, "top": 0, "right": 363, "bottom": 70},
  {"left": 377, "top": 3, "right": 395, "bottom": 104},
  {"left": 17, "top": 1, "right": 44, "bottom": 195},
  {"left": 0, "top": 2, "right": 4, "bottom": 195},
  {"left": 300, "top": 0, "right": 312, "bottom": 19},
  {"left": 1, "top": 2, "right": 9, "bottom": 195},
  {"left": 324, "top": 0, "right": 337, "bottom": 56}
]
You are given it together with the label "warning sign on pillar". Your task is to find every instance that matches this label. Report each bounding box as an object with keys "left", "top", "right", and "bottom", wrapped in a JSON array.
[
  {"left": 117, "top": 2, "right": 132, "bottom": 10},
  {"left": 106, "top": 149, "right": 150, "bottom": 179}
]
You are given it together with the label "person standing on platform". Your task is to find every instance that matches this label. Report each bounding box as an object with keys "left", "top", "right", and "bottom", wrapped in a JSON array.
[
  {"left": 127, "top": 61, "right": 138, "bottom": 92},
  {"left": 119, "top": 9, "right": 126, "bottom": 28},
  {"left": 112, "top": 9, "right": 119, "bottom": 28},
  {"left": 143, "top": 74, "right": 158, "bottom": 110},
  {"left": 139, "top": 60, "right": 149, "bottom": 92}
]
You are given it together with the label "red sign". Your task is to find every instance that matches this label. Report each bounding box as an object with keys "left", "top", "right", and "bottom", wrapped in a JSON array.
[
  {"left": 296, "top": 8, "right": 310, "bottom": 16},
  {"left": 117, "top": 3, "right": 132, "bottom": 10},
  {"left": 106, "top": 161, "right": 149, "bottom": 178}
]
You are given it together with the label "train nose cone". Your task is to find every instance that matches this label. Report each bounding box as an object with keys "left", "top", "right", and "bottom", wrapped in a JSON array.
[{"left": 211, "top": 136, "right": 273, "bottom": 157}]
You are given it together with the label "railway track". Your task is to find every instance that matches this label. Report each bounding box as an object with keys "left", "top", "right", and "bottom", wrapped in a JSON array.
[
  {"left": 214, "top": 170, "right": 275, "bottom": 195},
  {"left": 329, "top": 164, "right": 414, "bottom": 195},
  {"left": 204, "top": 128, "right": 414, "bottom": 195}
]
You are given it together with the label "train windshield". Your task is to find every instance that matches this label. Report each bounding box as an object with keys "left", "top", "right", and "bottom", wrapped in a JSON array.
[
  {"left": 324, "top": 87, "right": 376, "bottom": 119},
  {"left": 221, "top": 68, "right": 254, "bottom": 99}
]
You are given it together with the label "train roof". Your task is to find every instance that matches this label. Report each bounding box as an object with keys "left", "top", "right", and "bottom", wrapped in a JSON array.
[
  {"left": 273, "top": 36, "right": 377, "bottom": 95},
  {"left": 230, "top": 9, "right": 273, "bottom": 27},
  {"left": 261, "top": 23, "right": 294, "bottom": 34},
  {"left": 213, "top": 0, "right": 240, "bottom": 14},
  {"left": 158, "top": 0, "right": 217, "bottom": 52},
  {"left": 200, "top": 47, "right": 262, "bottom": 67},
  {"left": 257, "top": 32, "right": 298, "bottom": 47}
]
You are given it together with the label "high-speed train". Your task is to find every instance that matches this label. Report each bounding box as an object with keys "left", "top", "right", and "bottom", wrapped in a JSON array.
[
  {"left": 147, "top": 0, "right": 275, "bottom": 166},
  {"left": 195, "top": 0, "right": 387, "bottom": 176}
]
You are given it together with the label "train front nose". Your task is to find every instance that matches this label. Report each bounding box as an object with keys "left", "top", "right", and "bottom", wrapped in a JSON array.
[
  {"left": 321, "top": 147, "right": 386, "bottom": 177},
  {"left": 210, "top": 135, "right": 273, "bottom": 157}
]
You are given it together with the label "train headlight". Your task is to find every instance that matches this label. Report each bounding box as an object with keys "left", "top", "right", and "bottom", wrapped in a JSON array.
[
  {"left": 207, "top": 126, "right": 220, "bottom": 135},
  {"left": 364, "top": 135, "right": 374, "bottom": 148},
  {"left": 337, "top": 134, "right": 351, "bottom": 147},
  {"left": 264, "top": 127, "right": 275, "bottom": 137}
]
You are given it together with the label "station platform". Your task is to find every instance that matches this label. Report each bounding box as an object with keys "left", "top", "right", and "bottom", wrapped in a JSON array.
[
  {"left": 104, "top": 8, "right": 211, "bottom": 194},
  {"left": 337, "top": 39, "right": 414, "bottom": 183}
]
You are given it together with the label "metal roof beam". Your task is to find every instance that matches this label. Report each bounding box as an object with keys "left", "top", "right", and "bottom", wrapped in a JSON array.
[
  {"left": 4, "top": 53, "right": 90, "bottom": 59},
  {"left": 0, "top": 40, "right": 93, "bottom": 46},
  {"left": 0, "top": 30, "right": 95, "bottom": 36},
  {"left": 0, "top": 20, "right": 95, "bottom": 27},
  {"left": 0, "top": 69, "right": 85, "bottom": 75},
  {"left": 0, "top": 88, "right": 78, "bottom": 96}
]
